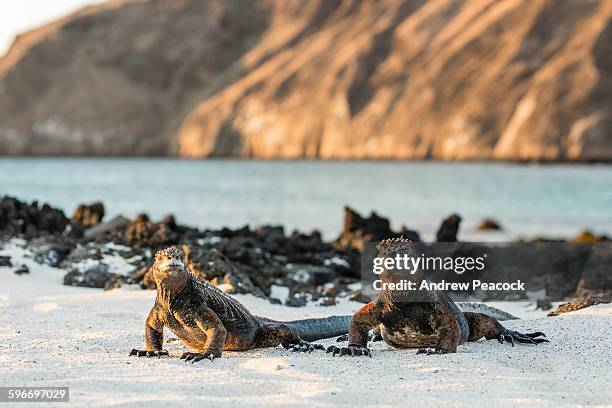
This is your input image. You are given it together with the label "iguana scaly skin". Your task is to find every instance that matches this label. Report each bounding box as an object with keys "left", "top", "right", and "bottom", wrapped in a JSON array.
[
  {"left": 329, "top": 238, "right": 548, "bottom": 357},
  {"left": 129, "top": 247, "right": 351, "bottom": 362}
]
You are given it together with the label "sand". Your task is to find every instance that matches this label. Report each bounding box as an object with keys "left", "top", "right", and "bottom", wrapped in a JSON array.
[{"left": 1, "top": 240, "right": 611, "bottom": 407}]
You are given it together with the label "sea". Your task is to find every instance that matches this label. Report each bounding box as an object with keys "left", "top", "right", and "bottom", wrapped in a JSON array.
[{"left": 1, "top": 158, "right": 611, "bottom": 241}]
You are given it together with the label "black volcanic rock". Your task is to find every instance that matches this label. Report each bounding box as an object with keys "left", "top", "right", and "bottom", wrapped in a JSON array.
[
  {"left": 0, "top": 255, "right": 12, "bottom": 267},
  {"left": 334, "top": 207, "right": 402, "bottom": 252},
  {"left": 183, "top": 244, "right": 264, "bottom": 297},
  {"left": 34, "top": 245, "right": 72, "bottom": 267},
  {"left": 64, "top": 263, "right": 120, "bottom": 288},
  {"left": 14, "top": 264, "right": 30, "bottom": 275},
  {"left": 0, "top": 196, "right": 70, "bottom": 237},
  {"left": 436, "top": 213, "right": 462, "bottom": 242}
]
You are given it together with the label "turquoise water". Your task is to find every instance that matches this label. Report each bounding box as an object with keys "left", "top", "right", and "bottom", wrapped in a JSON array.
[{"left": 0, "top": 158, "right": 611, "bottom": 241}]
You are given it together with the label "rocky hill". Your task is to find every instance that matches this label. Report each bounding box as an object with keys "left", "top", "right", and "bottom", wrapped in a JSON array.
[{"left": 0, "top": 0, "right": 610, "bottom": 160}]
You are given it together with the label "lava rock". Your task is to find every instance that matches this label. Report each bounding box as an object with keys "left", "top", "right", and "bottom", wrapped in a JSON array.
[
  {"left": 285, "top": 264, "right": 336, "bottom": 286},
  {"left": 63, "top": 263, "right": 120, "bottom": 288},
  {"left": 124, "top": 214, "right": 178, "bottom": 247},
  {"left": 0, "top": 255, "right": 12, "bottom": 267},
  {"left": 476, "top": 218, "right": 502, "bottom": 231},
  {"left": 34, "top": 245, "right": 71, "bottom": 267},
  {"left": 72, "top": 202, "right": 105, "bottom": 227},
  {"left": 104, "top": 276, "right": 125, "bottom": 291},
  {"left": 0, "top": 196, "right": 70, "bottom": 237},
  {"left": 253, "top": 225, "right": 286, "bottom": 253},
  {"left": 575, "top": 243, "right": 612, "bottom": 296},
  {"left": 334, "top": 206, "right": 409, "bottom": 252},
  {"left": 14, "top": 264, "right": 30, "bottom": 275},
  {"left": 183, "top": 245, "right": 264, "bottom": 297},
  {"left": 137, "top": 244, "right": 266, "bottom": 297},
  {"left": 223, "top": 236, "right": 260, "bottom": 264},
  {"left": 285, "top": 294, "right": 308, "bottom": 307},
  {"left": 128, "top": 265, "right": 153, "bottom": 287},
  {"left": 348, "top": 290, "right": 371, "bottom": 303},
  {"left": 219, "top": 225, "right": 251, "bottom": 238},
  {"left": 536, "top": 298, "right": 553, "bottom": 310},
  {"left": 144, "top": 268, "right": 157, "bottom": 289},
  {"left": 318, "top": 296, "right": 337, "bottom": 306},
  {"left": 287, "top": 230, "right": 326, "bottom": 253},
  {"left": 436, "top": 213, "right": 462, "bottom": 242},
  {"left": 62, "top": 245, "right": 104, "bottom": 266},
  {"left": 83, "top": 215, "right": 130, "bottom": 241},
  {"left": 399, "top": 226, "right": 421, "bottom": 243}
]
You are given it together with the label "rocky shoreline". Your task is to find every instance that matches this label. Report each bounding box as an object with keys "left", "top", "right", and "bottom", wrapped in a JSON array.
[{"left": 1, "top": 195, "right": 609, "bottom": 314}]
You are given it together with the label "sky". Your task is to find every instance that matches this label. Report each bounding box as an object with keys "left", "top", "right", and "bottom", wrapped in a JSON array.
[{"left": 0, "top": 0, "right": 103, "bottom": 56}]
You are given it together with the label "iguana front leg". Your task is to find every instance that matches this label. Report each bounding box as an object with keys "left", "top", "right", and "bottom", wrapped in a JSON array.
[
  {"left": 180, "top": 308, "right": 227, "bottom": 363},
  {"left": 327, "top": 302, "right": 381, "bottom": 357},
  {"left": 130, "top": 307, "right": 169, "bottom": 358}
]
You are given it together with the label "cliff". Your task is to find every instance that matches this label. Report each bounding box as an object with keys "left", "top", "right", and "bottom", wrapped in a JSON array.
[{"left": 0, "top": 0, "right": 610, "bottom": 160}]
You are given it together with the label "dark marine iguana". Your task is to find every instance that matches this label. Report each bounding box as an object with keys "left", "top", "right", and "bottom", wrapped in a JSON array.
[
  {"left": 129, "top": 246, "right": 351, "bottom": 362},
  {"left": 328, "top": 238, "right": 548, "bottom": 357}
]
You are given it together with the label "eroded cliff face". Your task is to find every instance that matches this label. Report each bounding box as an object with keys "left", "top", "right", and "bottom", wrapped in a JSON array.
[
  {"left": 1, "top": 0, "right": 611, "bottom": 160},
  {"left": 0, "top": 0, "right": 270, "bottom": 155}
]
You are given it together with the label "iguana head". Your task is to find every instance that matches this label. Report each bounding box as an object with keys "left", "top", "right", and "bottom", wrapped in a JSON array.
[
  {"left": 376, "top": 237, "right": 422, "bottom": 282},
  {"left": 152, "top": 246, "right": 189, "bottom": 287}
]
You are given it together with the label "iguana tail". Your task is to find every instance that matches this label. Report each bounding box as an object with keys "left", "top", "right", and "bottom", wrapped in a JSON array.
[
  {"left": 283, "top": 315, "right": 352, "bottom": 342},
  {"left": 457, "top": 302, "right": 518, "bottom": 321}
]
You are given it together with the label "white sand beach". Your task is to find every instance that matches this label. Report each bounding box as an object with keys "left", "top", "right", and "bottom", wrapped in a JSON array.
[{"left": 1, "top": 241, "right": 611, "bottom": 408}]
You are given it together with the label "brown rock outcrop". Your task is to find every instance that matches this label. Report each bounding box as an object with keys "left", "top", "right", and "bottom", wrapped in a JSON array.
[
  {"left": 72, "top": 202, "right": 105, "bottom": 226},
  {"left": 333, "top": 206, "right": 419, "bottom": 252},
  {"left": 1, "top": 0, "right": 611, "bottom": 161}
]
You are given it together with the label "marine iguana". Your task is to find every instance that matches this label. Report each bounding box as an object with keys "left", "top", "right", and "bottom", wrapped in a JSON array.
[
  {"left": 328, "top": 238, "right": 548, "bottom": 357},
  {"left": 129, "top": 246, "right": 351, "bottom": 362}
]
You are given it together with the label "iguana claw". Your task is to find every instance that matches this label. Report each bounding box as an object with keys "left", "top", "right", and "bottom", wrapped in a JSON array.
[
  {"left": 286, "top": 339, "right": 325, "bottom": 353},
  {"left": 496, "top": 329, "right": 548, "bottom": 346},
  {"left": 129, "top": 349, "right": 169, "bottom": 358},
  {"left": 326, "top": 345, "right": 371, "bottom": 357},
  {"left": 180, "top": 352, "right": 218, "bottom": 362}
]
